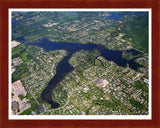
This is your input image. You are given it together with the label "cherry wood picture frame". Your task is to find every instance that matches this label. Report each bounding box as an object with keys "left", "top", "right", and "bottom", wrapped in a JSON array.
[{"left": 0, "top": 0, "right": 160, "bottom": 128}]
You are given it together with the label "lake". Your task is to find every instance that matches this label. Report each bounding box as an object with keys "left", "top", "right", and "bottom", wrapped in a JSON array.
[
  {"left": 107, "top": 12, "right": 144, "bottom": 20},
  {"left": 28, "top": 38, "right": 142, "bottom": 108}
]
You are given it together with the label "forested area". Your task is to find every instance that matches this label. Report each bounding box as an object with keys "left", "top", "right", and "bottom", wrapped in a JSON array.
[{"left": 121, "top": 13, "right": 149, "bottom": 53}]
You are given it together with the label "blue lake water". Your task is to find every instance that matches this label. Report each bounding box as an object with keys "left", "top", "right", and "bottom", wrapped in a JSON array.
[
  {"left": 13, "top": 30, "right": 18, "bottom": 33},
  {"left": 107, "top": 12, "right": 144, "bottom": 20},
  {"left": 66, "top": 11, "right": 76, "bottom": 14},
  {"left": 28, "top": 38, "right": 142, "bottom": 108},
  {"left": 16, "top": 36, "right": 26, "bottom": 42},
  {"left": 12, "top": 19, "right": 18, "bottom": 26}
]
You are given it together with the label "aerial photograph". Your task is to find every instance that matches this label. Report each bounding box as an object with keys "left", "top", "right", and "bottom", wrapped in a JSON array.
[{"left": 10, "top": 9, "right": 150, "bottom": 118}]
